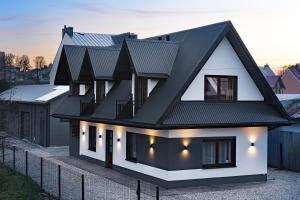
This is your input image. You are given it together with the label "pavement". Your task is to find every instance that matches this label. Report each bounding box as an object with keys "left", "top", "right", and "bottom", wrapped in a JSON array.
[{"left": 2, "top": 135, "right": 300, "bottom": 200}]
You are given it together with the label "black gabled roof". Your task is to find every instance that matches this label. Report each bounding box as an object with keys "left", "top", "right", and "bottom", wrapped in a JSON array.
[
  {"left": 87, "top": 47, "right": 121, "bottom": 80},
  {"left": 124, "top": 39, "right": 179, "bottom": 78},
  {"left": 53, "top": 21, "right": 291, "bottom": 128},
  {"left": 131, "top": 21, "right": 289, "bottom": 125},
  {"left": 63, "top": 45, "right": 86, "bottom": 81},
  {"left": 163, "top": 101, "right": 289, "bottom": 126}
]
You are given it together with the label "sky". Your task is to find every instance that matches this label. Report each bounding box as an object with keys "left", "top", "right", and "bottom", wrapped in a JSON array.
[{"left": 0, "top": 0, "right": 299, "bottom": 68}]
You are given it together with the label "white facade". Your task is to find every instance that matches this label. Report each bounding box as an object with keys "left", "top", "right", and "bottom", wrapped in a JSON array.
[
  {"left": 79, "top": 121, "right": 267, "bottom": 181},
  {"left": 105, "top": 81, "right": 114, "bottom": 96},
  {"left": 181, "top": 37, "right": 264, "bottom": 101},
  {"left": 147, "top": 79, "right": 159, "bottom": 96}
]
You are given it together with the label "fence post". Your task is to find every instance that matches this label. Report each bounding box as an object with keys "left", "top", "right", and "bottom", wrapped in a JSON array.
[
  {"left": 13, "top": 146, "right": 15, "bottom": 169},
  {"left": 136, "top": 180, "right": 140, "bottom": 200},
  {"left": 156, "top": 186, "right": 159, "bottom": 200},
  {"left": 280, "top": 143, "right": 283, "bottom": 170},
  {"left": 58, "top": 165, "right": 61, "bottom": 200},
  {"left": 25, "top": 151, "right": 28, "bottom": 176},
  {"left": 2, "top": 139, "right": 4, "bottom": 163},
  {"left": 82, "top": 174, "right": 85, "bottom": 200},
  {"left": 40, "top": 157, "right": 43, "bottom": 189}
]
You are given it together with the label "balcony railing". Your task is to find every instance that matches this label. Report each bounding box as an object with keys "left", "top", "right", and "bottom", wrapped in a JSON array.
[{"left": 116, "top": 99, "right": 133, "bottom": 119}]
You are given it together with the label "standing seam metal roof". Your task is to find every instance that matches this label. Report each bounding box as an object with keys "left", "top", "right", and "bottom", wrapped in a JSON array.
[
  {"left": 125, "top": 39, "right": 179, "bottom": 77},
  {"left": 87, "top": 47, "right": 121, "bottom": 79}
]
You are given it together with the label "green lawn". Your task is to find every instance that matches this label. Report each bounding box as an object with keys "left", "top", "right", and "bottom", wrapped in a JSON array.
[{"left": 0, "top": 164, "right": 44, "bottom": 200}]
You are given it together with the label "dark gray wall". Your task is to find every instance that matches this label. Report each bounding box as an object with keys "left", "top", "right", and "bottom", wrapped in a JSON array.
[
  {"left": 69, "top": 119, "right": 80, "bottom": 157},
  {"left": 49, "top": 95, "right": 69, "bottom": 146}
]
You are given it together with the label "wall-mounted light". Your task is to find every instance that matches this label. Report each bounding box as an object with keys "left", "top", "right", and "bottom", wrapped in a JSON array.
[
  {"left": 251, "top": 142, "right": 255, "bottom": 147},
  {"left": 183, "top": 145, "right": 188, "bottom": 150},
  {"left": 117, "top": 138, "right": 121, "bottom": 142},
  {"left": 99, "top": 135, "right": 102, "bottom": 139},
  {"left": 82, "top": 131, "right": 85, "bottom": 135},
  {"left": 149, "top": 143, "right": 154, "bottom": 149}
]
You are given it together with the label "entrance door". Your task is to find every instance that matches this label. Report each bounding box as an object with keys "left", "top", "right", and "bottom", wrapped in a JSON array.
[{"left": 105, "top": 130, "right": 113, "bottom": 168}]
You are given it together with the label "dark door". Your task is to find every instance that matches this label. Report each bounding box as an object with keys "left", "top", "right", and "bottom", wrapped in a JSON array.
[
  {"left": 105, "top": 130, "right": 113, "bottom": 168},
  {"left": 20, "top": 112, "right": 30, "bottom": 140}
]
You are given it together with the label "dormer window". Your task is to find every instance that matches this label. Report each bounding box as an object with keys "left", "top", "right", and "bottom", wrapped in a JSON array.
[{"left": 204, "top": 75, "right": 237, "bottom": 101}]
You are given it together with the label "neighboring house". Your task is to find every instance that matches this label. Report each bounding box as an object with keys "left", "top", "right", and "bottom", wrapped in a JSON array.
[
  {"left": 24, "top": 67, "right": 51, "bottom": 84},
  {"left": 268, "top": 94, "right": 300, "bottom": 171},
  {"left": 0, "top": 65, "right": 22, "bottom": 83},
  {"left": 49, "top": 25, "right": 136, "bottom": 84},
  {"left": 281, "top": 64, "right": 300, "bottom": 94},
  {"left": 53, "top": 21, "right": 290, "bottom": 188},
  {"left": 259, "top": 65, "right": 285, "bottom": 94},
  {"left": 0, "top": 85, "right": 69, "bottom": 147}
]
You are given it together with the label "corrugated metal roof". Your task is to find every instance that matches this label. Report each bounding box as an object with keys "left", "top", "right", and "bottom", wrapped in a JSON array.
[
  {"left": 72, "top": 32, "right": 131, "bottom": 47},
  {"left": 125, "top": 39, "right": 179, "bottom": 77},
  {"left": 64, "top": 45, "right": 86, "bottom": 80},
  {"left": 163, "top": 101, "right": 289, "bottom": 125},
  {"left": 259, "top": 66, "right": 275, "bottom": 76},
  {"left": 53, "top": 95, "right": 81, "bottom": 116},
  {"left": 0, "top": 85, "right": 69, "bottom": 103},
  {"left": 87, "top": 47, "right": 120, "bottom": 79}
]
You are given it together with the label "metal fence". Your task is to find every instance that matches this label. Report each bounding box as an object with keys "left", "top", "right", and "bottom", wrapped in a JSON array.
[
  {"left": 0, "top": 136, "right": 160, "bottom": 200},
  {"left": 268, "top": 131, "right": 300, "bottom": 171}
]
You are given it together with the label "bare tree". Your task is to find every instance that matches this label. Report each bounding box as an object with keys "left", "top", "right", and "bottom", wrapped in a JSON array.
[
  {"left": 18, "top": 55, "right": 31, "bottom": 72},
  {"left": 4, "top": 53, "right": 15, "bottom": 66},
  {"left": 34, "top": 56, "right": 46, "bottom": 69}
]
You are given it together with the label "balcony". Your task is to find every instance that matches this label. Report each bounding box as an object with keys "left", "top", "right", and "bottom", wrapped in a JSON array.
[{"left": 116, "top": 99, "right": 133, "bottom": 119}]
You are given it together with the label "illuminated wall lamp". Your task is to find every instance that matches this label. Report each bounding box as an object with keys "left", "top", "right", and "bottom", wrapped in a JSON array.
[
  {"left": 149, "top": 144, "right": 154, "bottom": 149},
  {"left": 250, "top": 142, "right": 255, "bottom": 147},
  {"left": 183, "top": 145, "right": 188, "bottom": 150},
  {"left": 82, "top": 131, "right": 85, "bottom": 135},
  {"left": 117, "top": 138, "right": 121, "bottom": 142},
  {"left": 99, "top": 135, "right": 102, "bottom": 139}
]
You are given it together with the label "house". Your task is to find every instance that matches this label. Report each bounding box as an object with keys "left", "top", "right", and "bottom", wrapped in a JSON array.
[
  {"left": 281, "top": 64, "right": 300, "bottom": 94},
  {"left": 259, "top": 65, "right": 285, "bottom": 94},
  {"left": 0, "top": 65, "right": 22, "bottom": 83},
  {"left": 52, "top": 21, "right": 290, "bottom": 188},
  {"left": 0, "top": 84, "right": 69, "bottom": 146},
  {"left": 49, "top": 25, "right": 136, "bottom": 84}
]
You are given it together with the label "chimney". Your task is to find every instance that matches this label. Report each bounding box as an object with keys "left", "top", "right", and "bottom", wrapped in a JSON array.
[
  {"left": 129, "top": 33, "right": 138, "bottom": 39},
  {"left": 166, "top": 35, "right": 170, "bottom": 41},
  {"left": 62, "top": 25, "right": 74, "bottom": 39}
]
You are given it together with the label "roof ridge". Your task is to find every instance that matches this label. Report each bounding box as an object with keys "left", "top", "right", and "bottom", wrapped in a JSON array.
[
  {"left": 74, "top": 32, "right": 130, "bottom": 36},
  {"left": 125, "top": 38, "right": 178, "bottom": 45}
]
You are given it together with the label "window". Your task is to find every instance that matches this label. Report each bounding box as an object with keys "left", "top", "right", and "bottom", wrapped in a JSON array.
[
  {"left": 202, "top": 137, "right": 236, "bottom": 168},
  {"left": 135, "top": 77, "right": 148, "bottom": 112},
  {"left": 205, "top": 75, "right": 237, "bottom": 101},
  {"left": 88, "top": 126, "right": 96, "bottom": 152},
  {"left": 95, "top": 80, "right": 105, "bottom": 103},
  {"left": 126, "top": 132, "right": 137, "bottom": 162}
]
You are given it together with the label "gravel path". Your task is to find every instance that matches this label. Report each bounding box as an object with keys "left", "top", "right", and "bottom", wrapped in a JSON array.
[{"left": 1, "top": 135, "right": 300, "bottom": 200}]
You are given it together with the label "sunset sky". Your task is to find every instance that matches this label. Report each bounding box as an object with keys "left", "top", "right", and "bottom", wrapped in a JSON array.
[{"left": 0, "top": 0, "right": 299, "bottom": 68}]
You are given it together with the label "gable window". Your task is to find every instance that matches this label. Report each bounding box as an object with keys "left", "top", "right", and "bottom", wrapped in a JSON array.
[
  {"left": 202, "top": 137, "right": 236, "bottom": 169},
  {"left": 204, "top": 75, "right": 237, "bottom": 101},
  {"left": 88, "top": 126, "right": 96, "bottom": 152},
  {"left": 126, "top": 132, "right": 137, "bottom": 162}
]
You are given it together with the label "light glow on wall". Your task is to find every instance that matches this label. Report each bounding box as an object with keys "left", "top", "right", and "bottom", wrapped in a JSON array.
[{"left": 181, "top": 138, "right": 190, "bottom": 159}]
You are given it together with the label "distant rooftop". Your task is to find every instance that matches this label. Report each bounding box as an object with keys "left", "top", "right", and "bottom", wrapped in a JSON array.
[
  {"left": 0, "top": 84, "right": 69, "bottom": 103},
  {"left": 259, "top": 64, "right": 276, "bottom": 76}
]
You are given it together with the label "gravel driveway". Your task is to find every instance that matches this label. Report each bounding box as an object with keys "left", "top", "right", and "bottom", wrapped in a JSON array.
[{"left": 1, "top": 135, "right": 300, "bottom": 200}]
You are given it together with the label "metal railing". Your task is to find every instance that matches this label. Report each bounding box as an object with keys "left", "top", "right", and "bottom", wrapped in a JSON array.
[{"left": 0, "top": 136, "right": 161, "bottom": 200}]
